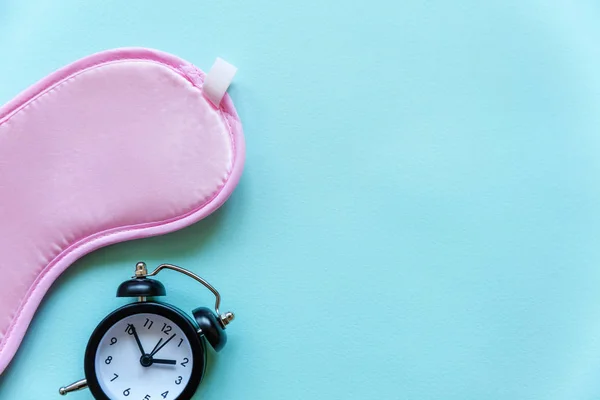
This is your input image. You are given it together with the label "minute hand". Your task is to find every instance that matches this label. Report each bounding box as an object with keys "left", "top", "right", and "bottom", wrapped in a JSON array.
[
  {"left": 129, "top": 324, "right": 145, "bottom": 356},
  {"left": 151, "top": 334, "right": 176, "bottom": 356}
]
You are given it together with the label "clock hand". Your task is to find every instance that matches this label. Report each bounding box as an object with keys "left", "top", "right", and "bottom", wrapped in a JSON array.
[
  {"left": 152, "top": 359, "right": 177, "bottom": 365},
  {"left": 128, "top": 324, "right": 146, "bottom": 356},
  {"left": 149, "top": 337, "right": 163, "bottom": 355},
  {"left": 150, "top": 333, "right": 176, "bottom": 357}
]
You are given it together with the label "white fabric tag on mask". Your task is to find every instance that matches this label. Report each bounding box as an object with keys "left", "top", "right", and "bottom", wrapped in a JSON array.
[{"left": 203, "top": 58, "right": 237, "bottom": 107}]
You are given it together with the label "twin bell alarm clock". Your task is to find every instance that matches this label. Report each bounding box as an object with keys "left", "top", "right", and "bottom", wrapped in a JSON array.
[{"left": 59, "top": 262, "right": 235, "bottom": 400}]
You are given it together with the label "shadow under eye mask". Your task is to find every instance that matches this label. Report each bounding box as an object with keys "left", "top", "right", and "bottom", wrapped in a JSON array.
[{"left": 0, "top": 48, "right": 245, "bottom": 374}]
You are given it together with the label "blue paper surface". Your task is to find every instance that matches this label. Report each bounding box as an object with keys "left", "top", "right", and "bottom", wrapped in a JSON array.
[{"left": 1, "top": 1, "right": 600, "bottom": 399}]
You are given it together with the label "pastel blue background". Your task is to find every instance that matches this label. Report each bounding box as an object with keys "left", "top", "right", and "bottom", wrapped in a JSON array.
[{"left": 1, "top": 1, "right": 600, "bottom": 399}]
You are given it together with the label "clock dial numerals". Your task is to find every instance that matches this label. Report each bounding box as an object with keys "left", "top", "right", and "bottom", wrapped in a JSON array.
[
  {"left": 94, "top": 313, "right": 194, "bottom": 400},
  {"left": 161, "top": 323, "right": 172, "bottom": 335},
  {"left": 144, "top": 318, "right": 154, "bottom": 329}
]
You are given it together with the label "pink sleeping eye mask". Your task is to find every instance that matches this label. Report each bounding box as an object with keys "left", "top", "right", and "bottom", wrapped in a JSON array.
[{"left": 0, "top": 48, "right": 245, "bottom": 374}]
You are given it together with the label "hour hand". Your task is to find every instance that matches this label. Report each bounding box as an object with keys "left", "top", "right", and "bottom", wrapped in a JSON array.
[{"left": 152, "top": 359, "right": 177, "bottom": 365}]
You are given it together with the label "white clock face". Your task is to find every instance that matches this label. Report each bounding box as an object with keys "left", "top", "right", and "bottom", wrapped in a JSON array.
[{"left": 94, "top": 313, "right": 194, "bottom": 400}]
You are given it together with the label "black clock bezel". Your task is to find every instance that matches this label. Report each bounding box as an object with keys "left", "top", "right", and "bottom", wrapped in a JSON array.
[{"left": 84, "top": 301, "right": 206, "bottom": 400}]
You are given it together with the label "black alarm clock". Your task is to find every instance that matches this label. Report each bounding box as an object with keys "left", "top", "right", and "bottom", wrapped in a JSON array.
[{"left": 59, "top": 262, "right": 235, "bottom": 400}]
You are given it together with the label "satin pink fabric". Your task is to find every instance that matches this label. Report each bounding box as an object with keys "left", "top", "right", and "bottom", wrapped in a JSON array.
[{"left": 0, "top": 48, "right": 245, "bottom": 374}]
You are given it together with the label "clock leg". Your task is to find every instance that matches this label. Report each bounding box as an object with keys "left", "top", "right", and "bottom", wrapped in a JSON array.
[{"left": 59, "top": 378, "right": 88, "bottom": 395}]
